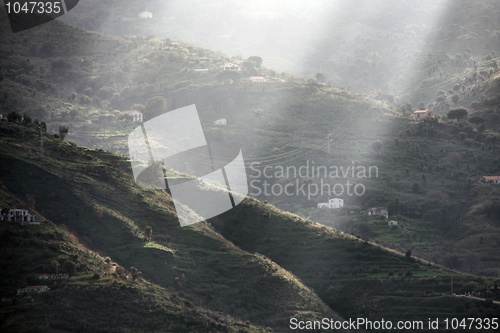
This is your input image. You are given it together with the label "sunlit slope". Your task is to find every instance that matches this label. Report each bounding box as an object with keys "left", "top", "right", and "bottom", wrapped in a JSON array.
[
  {"left": 0, "top": 217, "right": 268, "bottom": 332},
  {"left": 0, "top": 123, "right": 343, "bottom": 332}
]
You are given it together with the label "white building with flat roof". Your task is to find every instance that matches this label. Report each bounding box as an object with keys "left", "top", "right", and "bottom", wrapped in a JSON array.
[{"left": 317, "top": 198, "right": 343, "bottom": 209}]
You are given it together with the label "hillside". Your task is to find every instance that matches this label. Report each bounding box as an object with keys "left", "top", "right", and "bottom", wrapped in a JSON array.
[
  {"left": 1, "top": 122, "right": 499, "bottom": 332},
  {"left": 1, "top": 5, "right": 500, "bottom": 331},
  {"left": 0, "top": 122, "right": 344, "bottom": 332},
  {"left": 0, "top": 221, "right": 267, "bottom": 333},
  {"left": 1, "top": 7, "right": 500, "bottom": 279},
  {"left": 57, "top": 0, "right": 500, "bottom": 106}
]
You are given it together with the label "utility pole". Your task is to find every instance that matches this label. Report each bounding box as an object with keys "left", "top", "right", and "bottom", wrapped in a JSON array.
[
  {"left": 327, "top": 134, "right": 331, "bottom": 154},
  {"left": 451, "top": 275, "right": 454, "bottom": 295},
  {"left": 39, "top": 125, "right": 44, "bottom": 157}
]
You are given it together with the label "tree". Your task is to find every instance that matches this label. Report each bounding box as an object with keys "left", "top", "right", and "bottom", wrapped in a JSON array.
[
  {"left": 145, "top": 96, "right": 167, "bottom": 120},
  {"left": 315, "top": 73, "right": 325, "bottom": 83},
  {"left": 97, "top": 86, "right": 114, "bottom": 99},
  {"left": 130, "top": 266, "right": 142, "bottom": 281},
  {"left": 452, "top": 94, "right": 459, "bottom": 104},
  {"left": 131, "top": 104, "right": 145, "bottom": 112},
  {"left": 79, "top": 95, "right": 92, "bottom": 105},
  {"left": 63, "top": 259, "right": 77, "bottom": 275},
  {"left": 51, "top": 260, "right": 60, "bottom": 275},
  {"left": 247, "top": 56, "right": 263, "bottom": 68},
  {"left": 468, "top": 116, "right": 484, "bottom": 127},
  {"left": 7, "top": 111, "right": 22, "bottom": 123},
  {"left": 217, "top": 70, "right": 241, "bottom": 84},
  {"left": 145, "top": 226, "right": 153, "bottom": 241},
  {"left": 69, "top": 109, "right": 79, "bottom": 120},
  {"left": 168, "top": 51, "right": 183, "bottom": 63},
  {"left": 59, "top": 125, "right": 69, "bottom": 140},
  {"left": 22, "top": 113, "right": 32, "bottom": 125},
  {"left": 405, "top": 103, "right": 413, "bottom": 113},
  {"left": 405, "top": 249, "right": 412, "bottom": 259},
  {"left": 447, "top": 109, "right": 468, "bottom": 122}
]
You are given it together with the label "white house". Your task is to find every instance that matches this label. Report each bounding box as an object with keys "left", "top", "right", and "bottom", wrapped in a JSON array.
[
  {"left": 317, "top": 198, "right": 343, "bottom": 209},
  {"left": 223, "top": 63, "right": 239, "bottom": 71},
  {"left": 388, "top": 220, "right": 398, "bottom": 226},
  {"left": 1, "top": 209, "right": 36, "bottom": 223},
  {"left": 120, "top": 110, "right": 143, "bottom": 122},
  {"left": 378, "top": 209, "right": 389, "bottom": 219},
  {"left": 138, "top": 8, "right": 153, "bottom": 19},
  {"left": 213, "top": 118, "right": 227, "bottom": 125},
  {"left": 367, "top": 208, "right": 388, "bottom": 219},
  {"left": 17, "top": 285, "right": 50, "bottom": 296}
]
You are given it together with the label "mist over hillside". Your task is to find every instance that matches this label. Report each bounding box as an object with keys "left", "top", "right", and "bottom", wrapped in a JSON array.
[
  {"left": 59, "top": 0, "right": 500, "bottom": 104},
  {"left": 2, "top": 1, "right": 500, "bottom": 331}
]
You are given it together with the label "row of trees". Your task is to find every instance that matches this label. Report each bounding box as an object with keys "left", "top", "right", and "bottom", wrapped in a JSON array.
[
  {"left": 4, "top": 111, "right": 69, "bottom": 140},
  {"left": 4, "top": 111, "right": 46, "bottom": 130}
]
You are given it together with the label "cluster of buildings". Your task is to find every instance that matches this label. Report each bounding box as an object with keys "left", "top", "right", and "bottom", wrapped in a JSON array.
[
  {"left": 316, "top": 200, "right": 397, "bottom": 226},
  {"left": 0, "top": 209, "right": 39, "bottom": 225},
  {"left": 118, "top": 111, "right": 228, "bottom": 127}
]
